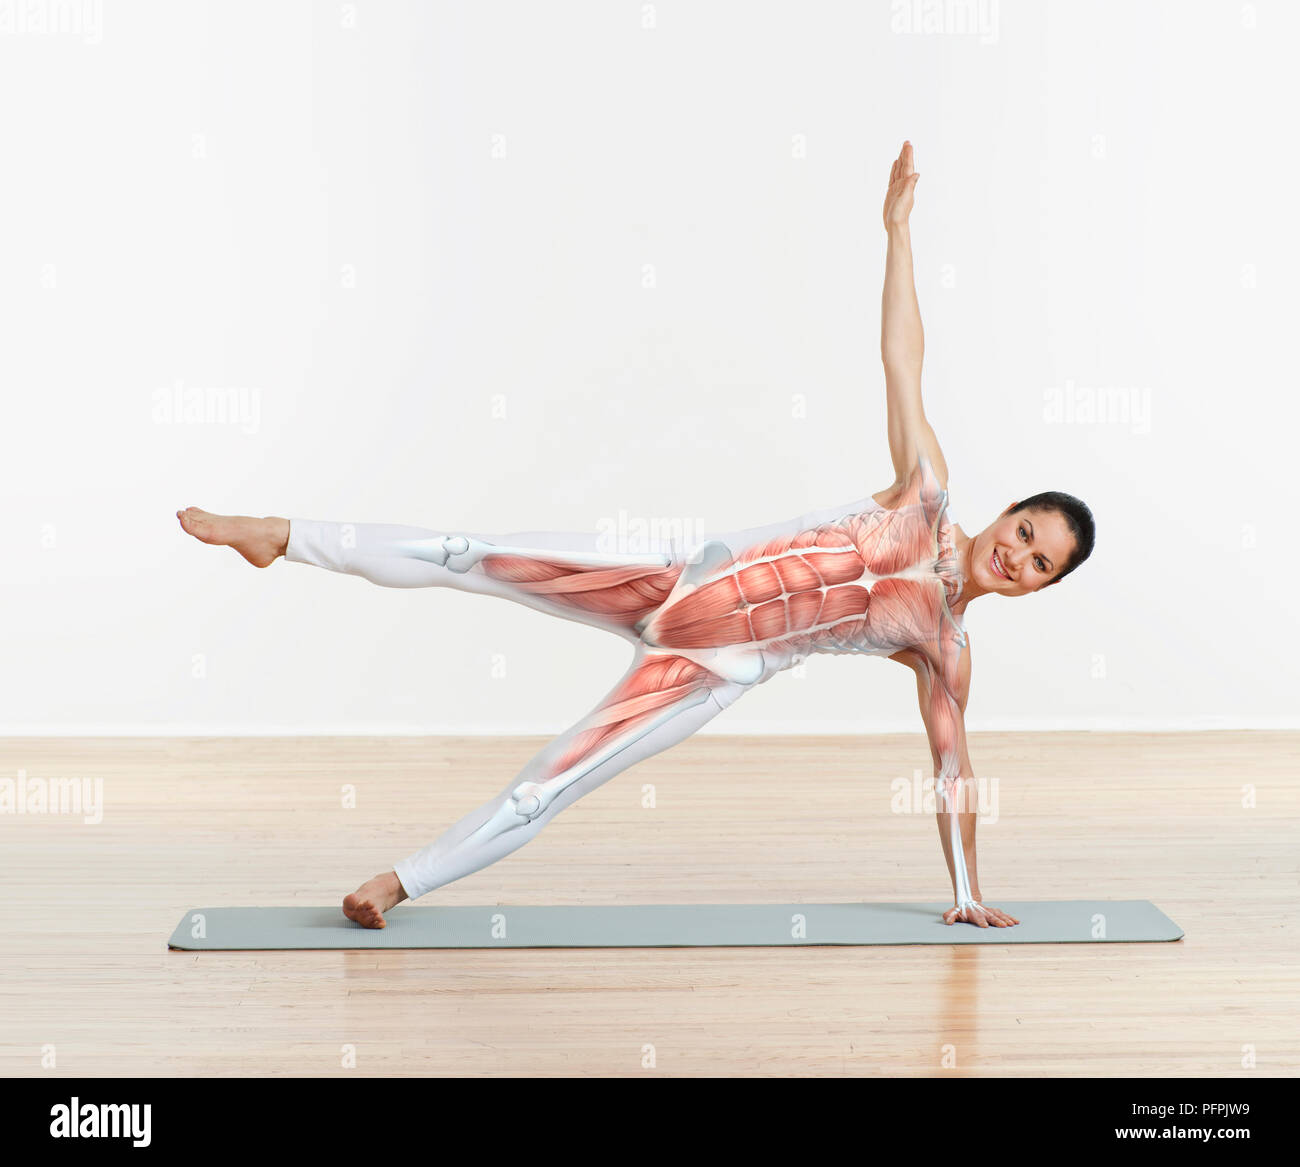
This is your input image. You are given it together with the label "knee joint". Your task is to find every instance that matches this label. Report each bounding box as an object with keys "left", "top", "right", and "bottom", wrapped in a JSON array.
[{"left": 509, "top": 780, "right": 547, "bottom": 822}]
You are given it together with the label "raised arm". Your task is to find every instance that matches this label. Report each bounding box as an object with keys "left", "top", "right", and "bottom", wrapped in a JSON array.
[
  {"left": 880, "top": 141, "right": 949, "bottom": 490},
  {"left": 894, "top": 641, "right": 1020, "bottom": 928}
]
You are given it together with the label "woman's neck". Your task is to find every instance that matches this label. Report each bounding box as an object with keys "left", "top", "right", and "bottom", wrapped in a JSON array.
[{"left": 949, "top": 524, "right": 990, "bottom": 615}]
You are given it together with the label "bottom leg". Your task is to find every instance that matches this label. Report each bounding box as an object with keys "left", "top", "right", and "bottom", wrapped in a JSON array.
[{"left": 347, "top": 652, "right": 747, "bottom": 922}]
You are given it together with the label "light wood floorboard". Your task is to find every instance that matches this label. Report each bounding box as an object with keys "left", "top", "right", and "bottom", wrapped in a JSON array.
[{"left": 1, "top": 732, "right": 1295, "bottom": 1077}]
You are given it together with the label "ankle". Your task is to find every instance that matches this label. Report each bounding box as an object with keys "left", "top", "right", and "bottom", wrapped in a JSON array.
[{"left": 266, "top": 517, "right": 290, "bottom": 557}]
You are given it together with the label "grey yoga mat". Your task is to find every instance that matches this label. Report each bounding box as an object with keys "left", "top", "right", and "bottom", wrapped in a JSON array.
[{"left": 167, "top": 900, "right": 1182, "bottom": 950}]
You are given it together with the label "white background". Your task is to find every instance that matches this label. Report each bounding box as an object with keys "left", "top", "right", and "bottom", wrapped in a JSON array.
[{"left": 1, "top": 0, "right": 1295, "bottom": 734}]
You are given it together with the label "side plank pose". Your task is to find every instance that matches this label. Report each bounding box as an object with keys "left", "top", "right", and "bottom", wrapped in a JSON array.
[{"left": 178, "top": 142, "right": 1094, "bottom": 930}]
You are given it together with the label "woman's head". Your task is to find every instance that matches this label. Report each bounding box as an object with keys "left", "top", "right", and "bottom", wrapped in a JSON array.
[{"left": 968, "top": 492, "right": 1095, "bottom": 596}]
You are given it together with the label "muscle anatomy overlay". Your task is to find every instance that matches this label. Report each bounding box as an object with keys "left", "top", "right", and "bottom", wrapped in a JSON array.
[{"left": 284, "top": 455, "right": 977, "bottom": 910}]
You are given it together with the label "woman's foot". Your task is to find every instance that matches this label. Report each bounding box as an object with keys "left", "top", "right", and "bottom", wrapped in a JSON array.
[
  {"left": 342, "top": 871, "right": 409, "bottom": 929},
  {"left": 176, "top": 507, "right": 289, "bottom": 568}
]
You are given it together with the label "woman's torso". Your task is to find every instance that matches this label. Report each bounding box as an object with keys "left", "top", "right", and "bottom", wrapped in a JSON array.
[{"left": 639, "top": 490, "right": 966, "bottom": 687}]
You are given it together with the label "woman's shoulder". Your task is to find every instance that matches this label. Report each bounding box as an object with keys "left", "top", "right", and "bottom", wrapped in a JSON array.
[
  {"left": 870, "top": 485, "right": 901, "bottom": 510},
  {"left": 870, "top": 473, "right": 919, "bottom": 511},
  {"left": 870, "top": 458, "right": 949, "bottom": 513}
]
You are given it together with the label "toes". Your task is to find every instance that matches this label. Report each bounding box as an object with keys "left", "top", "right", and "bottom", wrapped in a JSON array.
[
  {"left": 343, "top": 891, "right": 389, "bottom": 929},
  {"left": 179, "top": 508, "right": 206, "bottom": 533}
]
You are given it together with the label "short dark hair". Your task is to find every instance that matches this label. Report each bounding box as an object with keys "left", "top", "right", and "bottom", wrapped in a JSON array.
[{"left": 1006, "top": 492, "right": 1095, "bottom": 586}]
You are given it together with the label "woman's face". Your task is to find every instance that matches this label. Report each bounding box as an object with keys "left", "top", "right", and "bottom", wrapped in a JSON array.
[{"left": 971, "top": 506, "right": 1077, "bottom": 596}]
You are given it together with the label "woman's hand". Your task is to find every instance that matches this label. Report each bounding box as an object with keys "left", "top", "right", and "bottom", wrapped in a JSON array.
[
  {"left": 943, "top": 901, "right": 1021, "bottom": 928},
  {"left": 883, "top": 140, "right": 920, "bottom": 231}
]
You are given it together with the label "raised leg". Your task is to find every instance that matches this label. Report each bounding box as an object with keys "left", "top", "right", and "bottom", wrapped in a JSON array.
[
  {"left": 283, "top": 517, "right": 685, "bottom": 640},
  {"left": 387, "top": 648, "right": 748, "bottom": 907}
]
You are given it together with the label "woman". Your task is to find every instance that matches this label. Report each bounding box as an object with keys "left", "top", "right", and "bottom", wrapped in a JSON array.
[{"left": 178, "top": 141, "right": 1094, "bottom": 930}]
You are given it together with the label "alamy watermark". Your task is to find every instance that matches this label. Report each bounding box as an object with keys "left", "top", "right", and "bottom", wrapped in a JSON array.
[
  {"left": 152, "top": 381, "right": 262, "bottom": 435},
  {"left": 1, "top": 769, "right": 103, "bottom": 824},
  {"left": 49, "top": 1098, "right": 149, "bottom": 1147},
  {"left": 595, "top": 510, "right": 706, "bottom": 558},
  {"left": 0, "top": 0, "right": 102, "bottom": 43},
  {"left": 890, "top": 0, "right": 999, "bottom": 44},
  {"left": 1042, "top": 379, "right": 1152, "bottom": 435},
  {"left": 891, "top": 769, "right": 999, "bottom": 822}
]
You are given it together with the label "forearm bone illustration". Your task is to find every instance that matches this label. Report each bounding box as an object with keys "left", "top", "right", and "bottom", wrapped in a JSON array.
[{"left": 917, "top": 653, "right": 978, "bottom": 911}]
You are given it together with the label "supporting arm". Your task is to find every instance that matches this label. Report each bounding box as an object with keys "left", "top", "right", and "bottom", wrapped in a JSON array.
[
  {"left": 909, "top": 646, "right": 1019, "bottom": 928},
  {"left": 915, "top": 658, "right": 979, "bottom": 912}
]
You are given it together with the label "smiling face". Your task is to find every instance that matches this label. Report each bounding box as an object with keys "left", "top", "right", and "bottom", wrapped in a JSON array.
[{"left": 970, "top": 506, "right": 1078, "bottom": 596}]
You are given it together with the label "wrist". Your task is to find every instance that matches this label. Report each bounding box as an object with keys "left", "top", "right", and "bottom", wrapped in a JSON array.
[{"left": 886, "top": 221, "right": 912, "bottom": 241}]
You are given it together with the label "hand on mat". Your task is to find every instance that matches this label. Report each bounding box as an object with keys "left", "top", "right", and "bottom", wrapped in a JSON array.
[
  {"left": 943, "top": 901, "right": 1020, "bottom": 928},
  {"left": 883, "top": 140, "right": 919, "bottom": 230}
]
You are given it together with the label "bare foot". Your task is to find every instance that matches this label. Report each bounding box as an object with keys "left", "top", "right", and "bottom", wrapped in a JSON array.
[
  {"left": 342, "top": 871, "right": 408, "bottom": 929},
  {"left": 176, "top": 507, "right": 288, "bottom": 568}
]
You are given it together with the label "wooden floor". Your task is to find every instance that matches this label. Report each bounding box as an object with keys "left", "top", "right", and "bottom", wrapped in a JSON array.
[{"left": 1, "top": 732, "right": 1296, "bottom": 1077}]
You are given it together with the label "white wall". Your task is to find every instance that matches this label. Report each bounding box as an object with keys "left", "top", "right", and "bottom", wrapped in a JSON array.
[{"left": 1, "top": 0, "right": 1295, "bottom": 734}]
